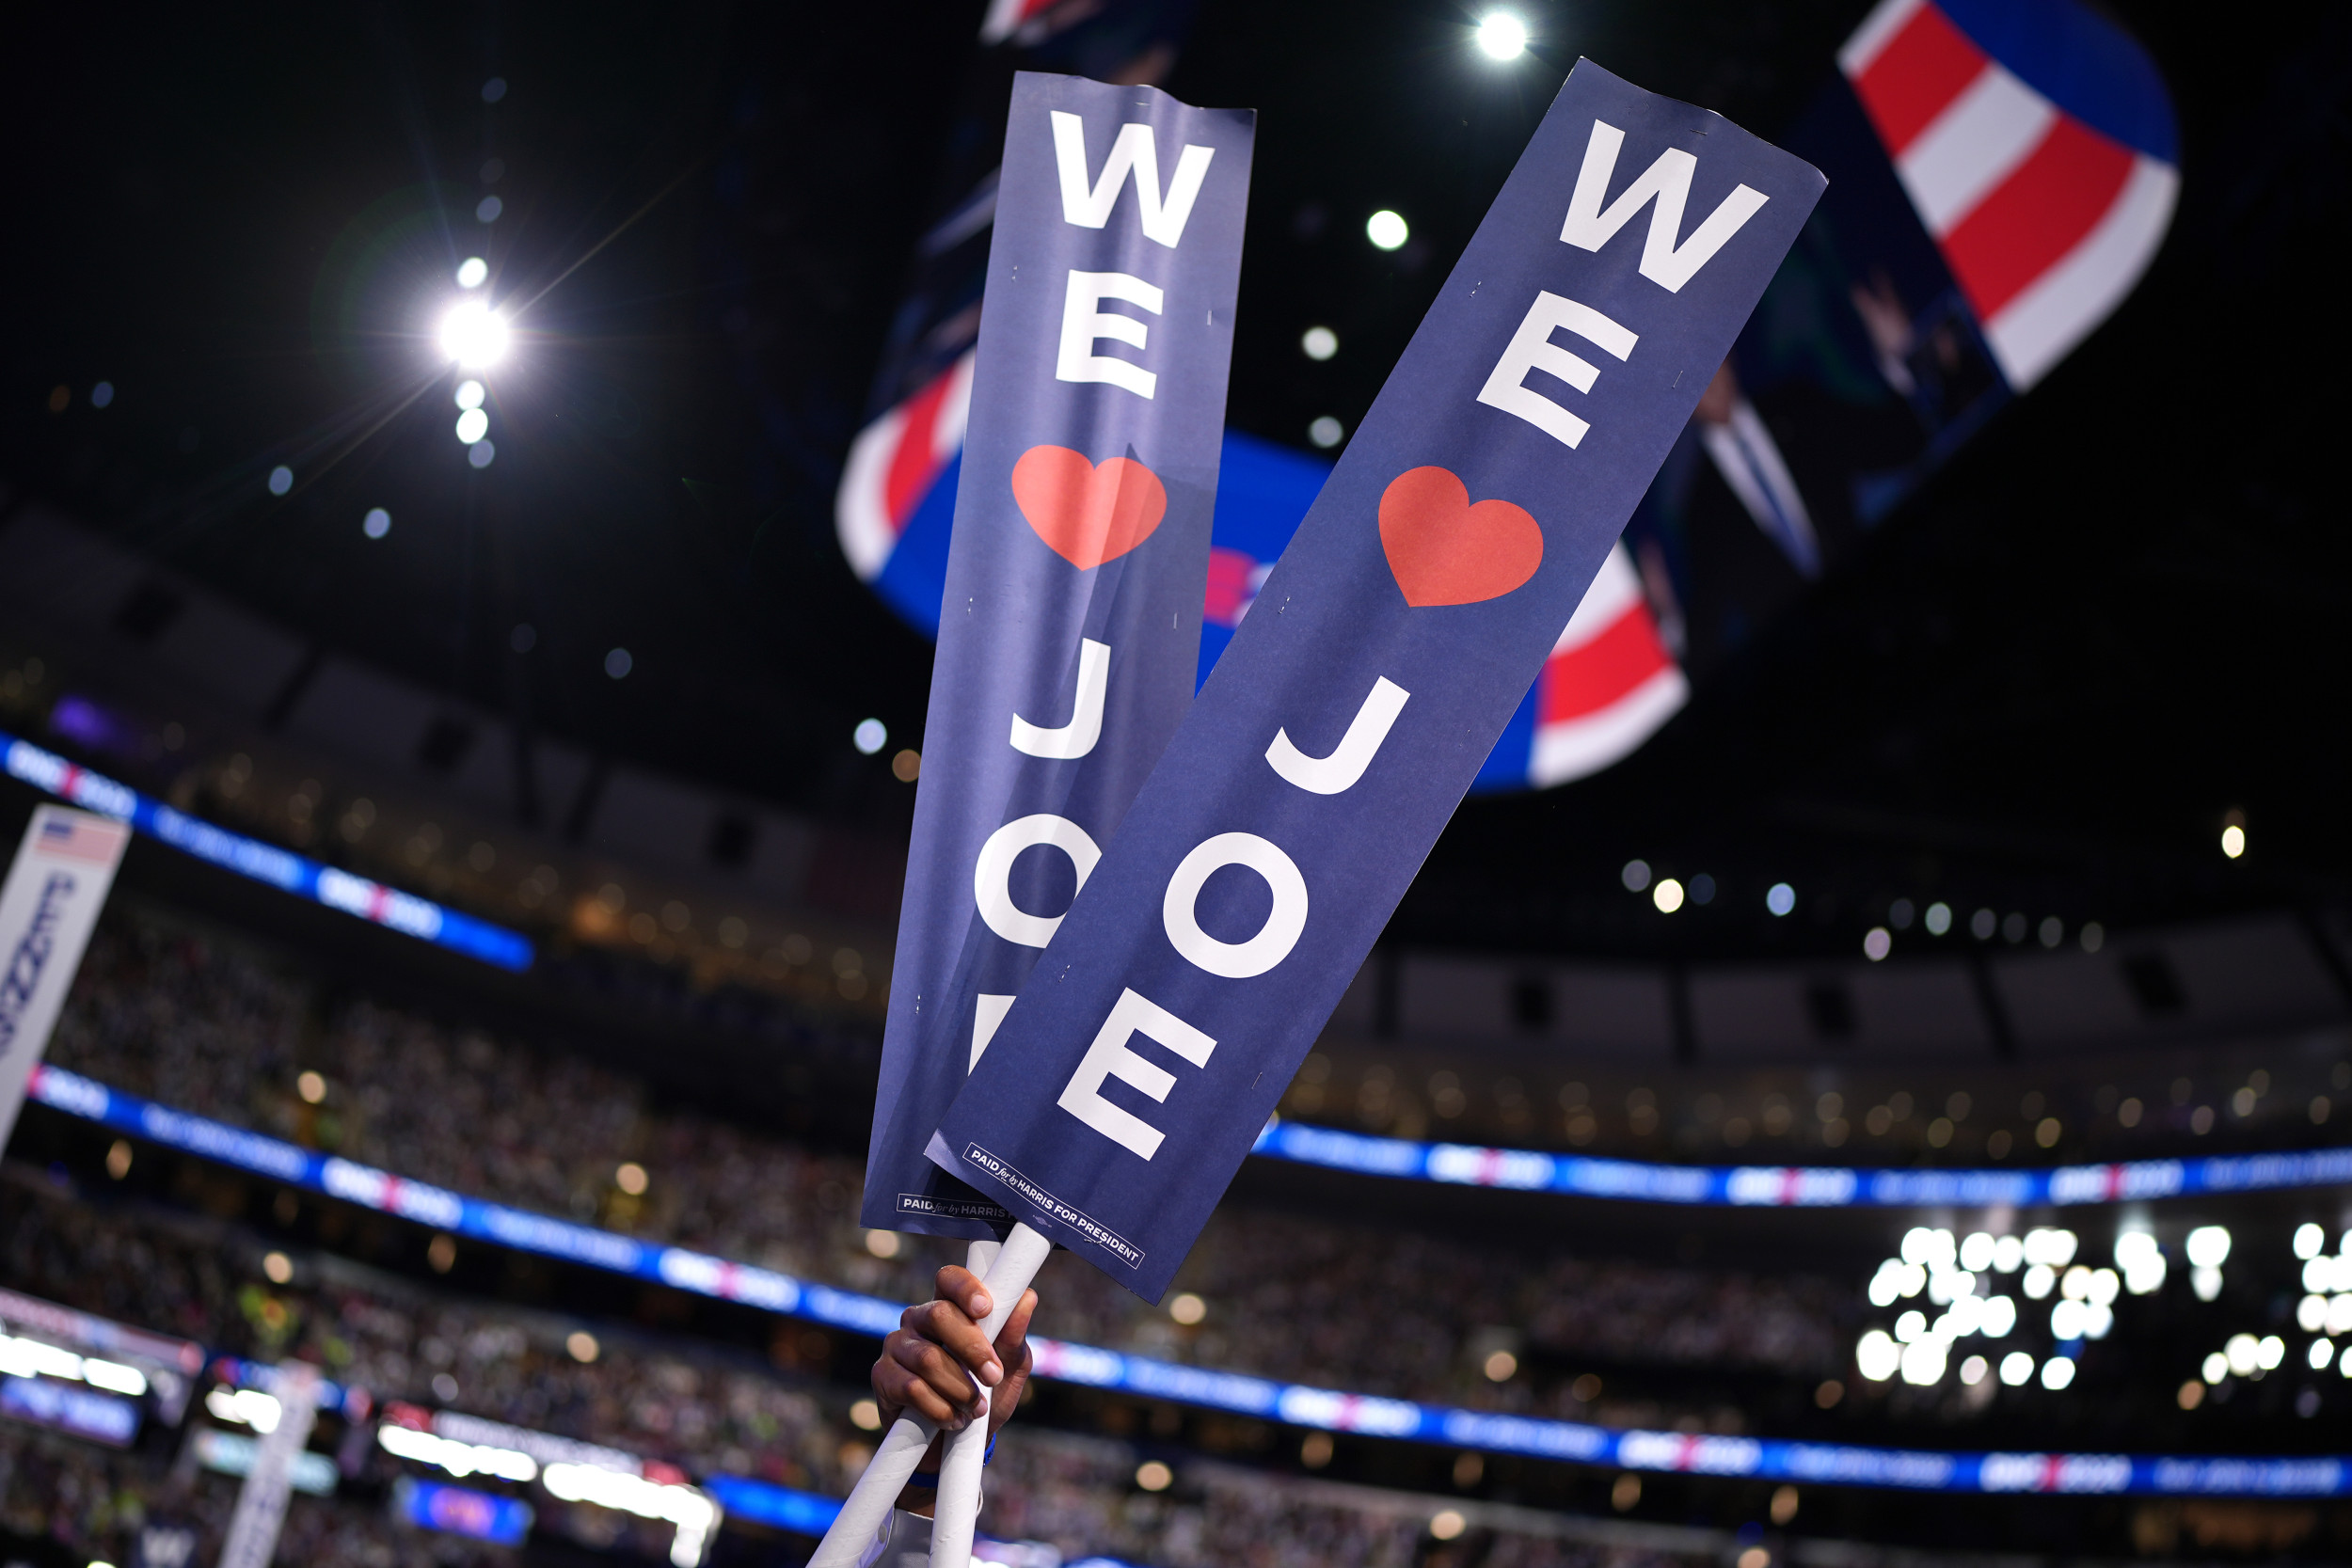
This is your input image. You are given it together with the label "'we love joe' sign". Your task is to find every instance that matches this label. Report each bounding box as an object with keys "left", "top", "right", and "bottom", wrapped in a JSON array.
[
  {"left": 930, "top": 61, "right": 1824, "bottom": 1300},
  {"left": 865, "top": 75, "right": 1256, "bottom": 1241}
]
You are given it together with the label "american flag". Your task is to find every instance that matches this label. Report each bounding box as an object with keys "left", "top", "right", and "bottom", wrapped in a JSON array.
[
  {"left": 35, "top": 812, "right": 127, "bottom": 866},
  {"left": 835, "top": 348, "right": 975, "bottom": 587},
  {"left": 1839, "top": 0, "right": 2178, "bottom": 391},
  {"left": 1522, "top": 545, "right": 1689, "bottom": 789}
]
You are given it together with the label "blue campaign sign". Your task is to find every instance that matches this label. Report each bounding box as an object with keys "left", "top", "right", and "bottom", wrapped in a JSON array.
[
  {"left": 930, "top": 62, "right": 1823, "bottom": 1299},
  {"left": 862, "top": 72, "right": 1255, "bottom": 1240}
]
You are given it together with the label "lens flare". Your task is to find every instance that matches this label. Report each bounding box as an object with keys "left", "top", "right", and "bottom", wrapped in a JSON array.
[{"left": 438, "top": 300, "right": 510, "bottom": 368}]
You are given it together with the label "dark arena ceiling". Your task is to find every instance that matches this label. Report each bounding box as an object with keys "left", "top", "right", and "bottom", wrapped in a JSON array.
[{"left": 2, "top": 0, "right": 2348, "bottom": 966}]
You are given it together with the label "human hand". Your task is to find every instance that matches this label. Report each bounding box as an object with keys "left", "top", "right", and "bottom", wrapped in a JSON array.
[{"left": 871, "top": 1262, "right": 1038, "bottom": 1510}]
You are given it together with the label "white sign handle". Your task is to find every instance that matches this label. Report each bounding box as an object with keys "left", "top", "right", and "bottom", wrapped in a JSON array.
[{"left": 928, "top": 1235, "right": 1003, "bottom": 1568}]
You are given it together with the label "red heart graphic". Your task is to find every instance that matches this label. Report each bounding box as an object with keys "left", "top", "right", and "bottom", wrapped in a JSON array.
[
  {"left": 1378, "top": 466, "right": 1544, "bottom": 607},
  {"left": 1010, "top": 446, "right": 1168, "bottom": 569}
]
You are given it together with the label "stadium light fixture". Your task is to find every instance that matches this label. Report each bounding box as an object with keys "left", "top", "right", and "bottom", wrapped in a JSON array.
[
  {"left": 1475, "top": 13, "right": 1529, "bottom": 60},
  {"left": 438, "top": 299, "right": 510, "bottom": 369}
]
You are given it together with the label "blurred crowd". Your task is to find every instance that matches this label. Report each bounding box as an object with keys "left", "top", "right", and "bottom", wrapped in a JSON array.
[
  {"left": 0, "top": 1183, "right": 1734, "bottom": 1568},
  {"left": 0, "top": 1181, "right": 848, "bottom": 1496},
  {"left": 0, "top": 1422, "right": 512, "bottom": 1568},
  {"left": 47, "top": 908, "right": 1852, "bottom": 1417},
  {"left": 0, "top": 1415, "right": 1724, "bottom": 1568}
]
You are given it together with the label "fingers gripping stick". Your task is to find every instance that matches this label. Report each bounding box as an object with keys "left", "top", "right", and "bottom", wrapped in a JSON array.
[{"left": 804, "top": 1226, "right": 1051, "bottom": 1568}]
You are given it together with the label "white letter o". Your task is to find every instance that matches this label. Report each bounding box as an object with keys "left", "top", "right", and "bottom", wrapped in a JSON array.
[
  {"left": 1162, "top": 832, "right": 1309, "bottom": 978},
  {"left": 974, "top": 814, "right": 1101, "bottom": 949}
]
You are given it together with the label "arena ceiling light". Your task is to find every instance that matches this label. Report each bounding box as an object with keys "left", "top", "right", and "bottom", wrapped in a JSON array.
[
  {"left": 438, "top": 298, "right": 511, "bottom": 369},
  {"left": 1475, "top": 13, "right": 1529, "bottom": 60}
]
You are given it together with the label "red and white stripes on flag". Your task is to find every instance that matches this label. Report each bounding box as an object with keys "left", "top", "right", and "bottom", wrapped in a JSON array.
[
  {"left": 1528, "top": 545, "right": 1688, "bottom": 788},
  {"left": 835, "top": 350, "right": 975, "bottom": 581},
  {"left": 34, "top": 813, "right": 129, "bottom": 865},
  {"left": 1839, "top": 0, "right": 2178, "bottom": 391}
]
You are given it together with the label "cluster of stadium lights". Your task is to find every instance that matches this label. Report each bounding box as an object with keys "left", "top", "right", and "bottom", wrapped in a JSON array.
[
  {"left": 438, "top": 256, "right": 507, "bottom": 469},
  {"left": 1621, "top": 860, "right": 2110, "bottom": 965},
  {"left": 1852, "top": 1226, "right": 2178, "bottom": 1392},
  {"left": 1294, "top": 13, "right": 1525, "bottom": 452},
  {"left": 2238, "top": 1221, "right": 2352, "bottom": 1386},
  {"left": 2182, "top": 1223, "right": 2352, "bottom": 1401}
]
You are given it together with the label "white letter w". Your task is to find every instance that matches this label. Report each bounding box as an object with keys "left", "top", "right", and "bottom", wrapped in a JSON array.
[
  {"left": 1051, "top": 111, "right": 1216, "bottom": 248},
  {"left": 1560, "top": 119, "right": 1768, "bottom": 293}
]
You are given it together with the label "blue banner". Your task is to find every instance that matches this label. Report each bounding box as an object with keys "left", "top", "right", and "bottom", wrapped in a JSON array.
[
  {"left": 927, "top": 62, "right": 1824, "bottom": 1300},
  {"left": 28, "top": 1065, "right": 2352, "bottom": 1499},
  {"left": 0, "top": 732, "right": 532, "bottom": 973},
  {"left": 863, "top": 73, "right": 1255, "bottom": 1242},
  {"left": 1245, "top": 1117, "right": 2352, "bottom": 1209}
]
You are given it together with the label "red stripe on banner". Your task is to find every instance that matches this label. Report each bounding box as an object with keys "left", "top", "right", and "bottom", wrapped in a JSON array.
[
  {"left": 1848, "top": 3, "right": 1985, "bottom": 157},
  {"left": 1538, "top": 606, "right": 1673, "bottom": 725},
  {"left": 1939, "top": 117, "right": 2133, "bottom": 322},
  {"left": 882, "top": 372, "right": 958, "bottom": 530},
  {"left": 1202, "top": 546, "right": 1257, "bottom": 627}
]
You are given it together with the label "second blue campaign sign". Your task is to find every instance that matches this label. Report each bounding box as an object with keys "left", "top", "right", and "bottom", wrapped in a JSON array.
[
  {"left": 930, "top": 62, "right": 1826, "bottom": 1300},
  {"left": 863, "top": 73, "right": 1255, "bottom": 1242}
]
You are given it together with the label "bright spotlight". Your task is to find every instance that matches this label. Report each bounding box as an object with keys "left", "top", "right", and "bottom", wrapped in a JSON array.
[
  {"left": 455, "top": 257, "right": 489, "bottom": 289},
  {"left": 438, "top": 300, "right": 510, "bottom": 368},
  {"left": 2185, "top": 1225, "right": 2231, "bottom": 1268},
  {"left": 1366, "top": 210, "right": 1409, "bottom": 251},
  {"left": 1476, "top": 13, "right": 1529, "bottom": 59}
]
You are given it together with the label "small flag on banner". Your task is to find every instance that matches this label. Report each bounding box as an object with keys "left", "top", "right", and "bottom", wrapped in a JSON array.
[
  {"left": 33, "top": 812, "right": 130, "bottom": 864},
  {"left": 927, "top": 60, "right": 1823, "bottom": 1301}
]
